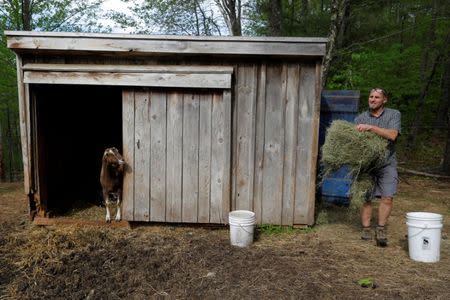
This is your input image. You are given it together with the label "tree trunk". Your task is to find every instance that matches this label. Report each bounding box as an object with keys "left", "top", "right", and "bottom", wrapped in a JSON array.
[
  {"left": 299, "top": 0, "right": 309, "bottom": 33},
  {"left": 337, "top": 0, "right": 351, "bottom": 49},
  {"left": 321, "top": 0, "right": 349, "bottom": 88},
  {"left": 0, "top": 123, "right": 4, "bottom": 182},
  {"left": 6, "top": 107, "right": 13, "bottom": 182},
  {"left": 21, "top": 0, "right": 32, "bottom": 30},
  {"left": 407, "top": 31, "right": 450, "bottom": 150},
  {"left": 435, "top": 59, "right": 450, "bottom": 131},
  {"left": 268, "top": 0, "right": 283, "bottom": 36},
  {"left": 441, "top": 38, "right": 450, "bottom": 174},
  {"left": 407, "top": 54, "right": 441, "bottom": 150},
  {"left": 435, "top": 0, "right": 450, "bottom": 130},
  {"left": 300, "top": 0, "right": 308, "bottom": 21},
  {"left": 444, "top": 107, "right": 450, "bottom": 174},
  {"left": 419, "top": 0, "right": 438, "bottom": 83},
  {"left": 215, "top": 0, "right": 242, "bottom": 36}
]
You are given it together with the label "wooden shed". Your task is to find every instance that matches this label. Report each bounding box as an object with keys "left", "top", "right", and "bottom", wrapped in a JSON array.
[{"left": 6, "top": 31, "right": 327, "bottom": 226}]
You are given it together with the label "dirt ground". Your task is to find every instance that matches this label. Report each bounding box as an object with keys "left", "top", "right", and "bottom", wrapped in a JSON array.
[{"left": 0, "top": 176, "right": 449, "bottom": 299}]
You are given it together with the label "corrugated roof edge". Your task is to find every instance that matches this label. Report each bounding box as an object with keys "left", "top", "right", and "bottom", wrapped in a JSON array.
[{"left": 4, "top": 30, "right": 328, "bottom": 44}]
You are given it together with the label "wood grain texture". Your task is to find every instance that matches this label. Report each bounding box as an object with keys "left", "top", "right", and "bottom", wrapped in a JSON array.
[
  {"left": 198, "top": 94, "right": 212, "bottom": 223},
  {"left": 234, "top": 65, "right": 257, "bottom": 211},
  {"left": 210, "top": 92, "right": 230, "bottom": 224},
  {"left": 24, "top": 71, "right": 232, "bottom": 89},
  {"left": 182, "top": 93, "right": 199, "bottom": 223},
  {"left": 15, "top": 55, "right": 30, "bottom": 194},
  {"left": 294, "top": 66, "right": 317, "bottom": 225},
  {"left": 261, "top": 65, "right": 285, "bottom": 225},
  {"left": 122, "top": 89, "right": 135, "bottom": 221},
  {"left": 253, "top": 64, "right": 267, "bottom": 224},
  {"left": 6, "top": 33, "right": 327, "bottom": 57},
  {"left": 150, "top": 91, "right": 167, "bottom": 222},
  {"left": 133, "top": 89, "right": 150, "bottom": 221},
  {"left": 22, "top": 63, "right": 234, "bottom": 74},
  {"left": 221, "top": 90, "right": 232, "bottom": 224},
  {"left": 281, "top": 65, "right": 300, "bottom": 225},
  {"left": 166, "top": 92, "right": 183, "bottom": 222}
]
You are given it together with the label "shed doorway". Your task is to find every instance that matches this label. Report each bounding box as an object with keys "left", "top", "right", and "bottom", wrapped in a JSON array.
[{"left": 32, "top": 85, "right": 122, "bottom": 215}]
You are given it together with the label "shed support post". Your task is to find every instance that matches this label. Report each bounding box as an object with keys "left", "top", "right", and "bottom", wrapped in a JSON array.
[{"left": 16, "top": 55, "right": 36, "bottom": 218}]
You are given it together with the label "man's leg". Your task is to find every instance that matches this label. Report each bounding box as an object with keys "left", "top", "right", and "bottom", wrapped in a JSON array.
[
  {"left": 378, "top": 197, "right": 393, "bottom": 226},
  {"left": 361, "top": 201, "right": 373, "bottom": 240},
  {"left": 361, "top": 201, "right": 372, "bottom": 227},
  {"left": 376, "top": 197, "right": 393, "bottom": 247}
]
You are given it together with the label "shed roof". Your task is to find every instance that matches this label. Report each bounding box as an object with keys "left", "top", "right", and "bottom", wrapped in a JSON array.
[{"left": 5, "top": 31, "right": 327, "bottom": 58}]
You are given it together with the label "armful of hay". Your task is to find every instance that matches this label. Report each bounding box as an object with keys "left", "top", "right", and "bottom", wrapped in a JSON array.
[{"left": 320, "top": 120, "right": 389, "bottom": 207}]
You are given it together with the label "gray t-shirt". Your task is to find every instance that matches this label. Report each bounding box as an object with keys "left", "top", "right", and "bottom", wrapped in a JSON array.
[{"left": 354, "top": 108, "right": 401, "bottom": 164}]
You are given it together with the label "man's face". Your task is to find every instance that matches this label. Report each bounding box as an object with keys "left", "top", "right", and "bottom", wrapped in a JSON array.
[{"left": 368, "top": 91, "right": 386, "bottom": 111}]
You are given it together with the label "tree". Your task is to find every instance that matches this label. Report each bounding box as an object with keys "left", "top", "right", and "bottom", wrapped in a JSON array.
[
  {"left": 215, "top": 0, "right": 242, "bottom": 36},
  {"left": 110, "top": 0, "right": 225, "bottom": 35},
  {"left": 268, "top": 0, "right": 283, "bottom": 36},
  {"left": 0, "top": 0, "right": 106, "bottom": 181},
  {"left": 0, "top": 0, "right": 106, "bottom": 32},
  {"left": 321, "top": 0, "right": 349, "bottom": 87},
  {"left": 0, "top": 123, "right": 4, "bottom": 181},
  {"left": 406, "top": 0, "right": 441, "bottom": 150},
  {"left": 441, "top": 37, "right": 450, "bottom": 174}
]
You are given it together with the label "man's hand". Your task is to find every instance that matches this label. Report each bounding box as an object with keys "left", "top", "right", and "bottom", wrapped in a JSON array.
[
  {"left": 355, "top": 124, "right": 399, "bottom": 141},
  {"left": 356, "top": 124, "right": 373, "bottom": 132}
]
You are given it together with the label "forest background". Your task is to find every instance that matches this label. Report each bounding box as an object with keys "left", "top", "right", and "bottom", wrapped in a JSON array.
[{"left": 1, "top": 0, "right": 449, "bottom": 181}]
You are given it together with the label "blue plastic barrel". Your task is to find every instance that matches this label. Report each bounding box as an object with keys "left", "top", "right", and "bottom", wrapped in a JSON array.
[{"left": 319, "top": 90, "right": 360, "bottom": 205}]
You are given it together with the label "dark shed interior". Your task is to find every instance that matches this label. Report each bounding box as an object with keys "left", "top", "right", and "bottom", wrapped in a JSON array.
[{"left": 32, "top": 85, "right": 122, "bottom": 214}]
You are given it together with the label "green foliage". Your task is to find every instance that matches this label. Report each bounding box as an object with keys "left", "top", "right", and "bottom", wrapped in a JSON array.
[
  {"left": 0, "top": 0, "right": 107, "bottom": 32},
  {"left": 0, "top": 0, "right": 108, "bottom": 180},
  {"left": 357, "top": 277, "right": 376, "bottom": 288},
  {"left": 244, "top": 0, "right": 331, "bottom": 36}
]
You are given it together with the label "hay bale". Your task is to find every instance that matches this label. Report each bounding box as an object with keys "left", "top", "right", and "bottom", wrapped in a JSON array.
[
  {"left": 321, "top": 120, "right": 388, "bottom": 175},
  {"left": 321, "top": 120, "right": 388, "bottom": 207}
]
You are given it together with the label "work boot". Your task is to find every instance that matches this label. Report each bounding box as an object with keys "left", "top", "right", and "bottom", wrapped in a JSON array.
[
  {"left": 361, "top": 226, "right": 373, "bottom": 240},
  {"left": 375, "top": 225, "right": 387, "bottom": 247}
]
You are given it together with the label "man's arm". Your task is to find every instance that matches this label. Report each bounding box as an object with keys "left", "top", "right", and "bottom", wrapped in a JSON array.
[{"left": 356, "top": 124, "right": 399, "bottom": 141}]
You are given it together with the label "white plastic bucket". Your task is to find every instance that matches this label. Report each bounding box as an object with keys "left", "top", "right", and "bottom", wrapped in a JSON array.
[
  {"left": 229, "top": 210, "right": 256, "bottom": 247},
  {"left": 406, "top": 212, "right": 443, "bottom": 263}
]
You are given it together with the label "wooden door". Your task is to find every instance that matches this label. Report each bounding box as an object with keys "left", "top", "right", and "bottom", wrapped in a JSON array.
[{"left": 122, "top": 89, "right": 231, "bottom": 224}]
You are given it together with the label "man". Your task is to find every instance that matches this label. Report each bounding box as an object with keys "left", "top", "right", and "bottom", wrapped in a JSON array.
[{"left": 354, "top": 88, "right": 401, "bottom": 247}]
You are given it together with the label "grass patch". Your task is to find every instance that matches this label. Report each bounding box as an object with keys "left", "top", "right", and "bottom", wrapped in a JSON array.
[{"left": 257, "top": 224, "right": 295, "bottom": 235}]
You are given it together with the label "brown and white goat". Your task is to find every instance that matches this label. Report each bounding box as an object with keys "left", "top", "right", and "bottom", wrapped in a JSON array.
[{"left": 100, "top": 147, "right": 125, "bottom": 222}]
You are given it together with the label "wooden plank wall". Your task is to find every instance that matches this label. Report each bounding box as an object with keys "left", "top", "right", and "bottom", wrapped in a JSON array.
[
  {"left": 22, "top": 55, "right": 321, "bottom": 225},
  {"left": 122, "top": 89, "right": 231, "bottom": 224},
  {"left": 232, "top": 63, "right": 320, "bottom": 225}
]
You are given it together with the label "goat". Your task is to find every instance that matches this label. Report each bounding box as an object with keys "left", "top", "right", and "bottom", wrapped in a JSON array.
[{"left": 100, "top": 147, "right": 125, "bottom": 222}]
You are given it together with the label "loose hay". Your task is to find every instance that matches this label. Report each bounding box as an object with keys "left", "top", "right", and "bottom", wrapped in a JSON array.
[
  {"left": 321, "top": 120, "right": 388, "bottom": 208},
  {"left": 348, "top": 174, "right": 374, "bottom": 209},
  {"left": 62, "top": 200, "right": 105, "bottom": 220},
  {"left": 1, "top": 181, "right": 450, "bottom": 299}
]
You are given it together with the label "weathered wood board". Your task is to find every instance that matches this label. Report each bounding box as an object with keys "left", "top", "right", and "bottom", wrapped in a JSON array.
[
  {"left": 232, "top": 63, "right": 321, "bottom": 225},
  {"left": 122, "top": 89, "right": 231, "bottom": 223}
]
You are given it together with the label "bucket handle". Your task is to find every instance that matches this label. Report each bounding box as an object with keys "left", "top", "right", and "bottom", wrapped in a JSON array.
[
  {"left": 406, "top": 222, "right": 443, "bottom": 239},
  {"left": 234, "top": 222, "right": 255, "bottom": 234}
]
